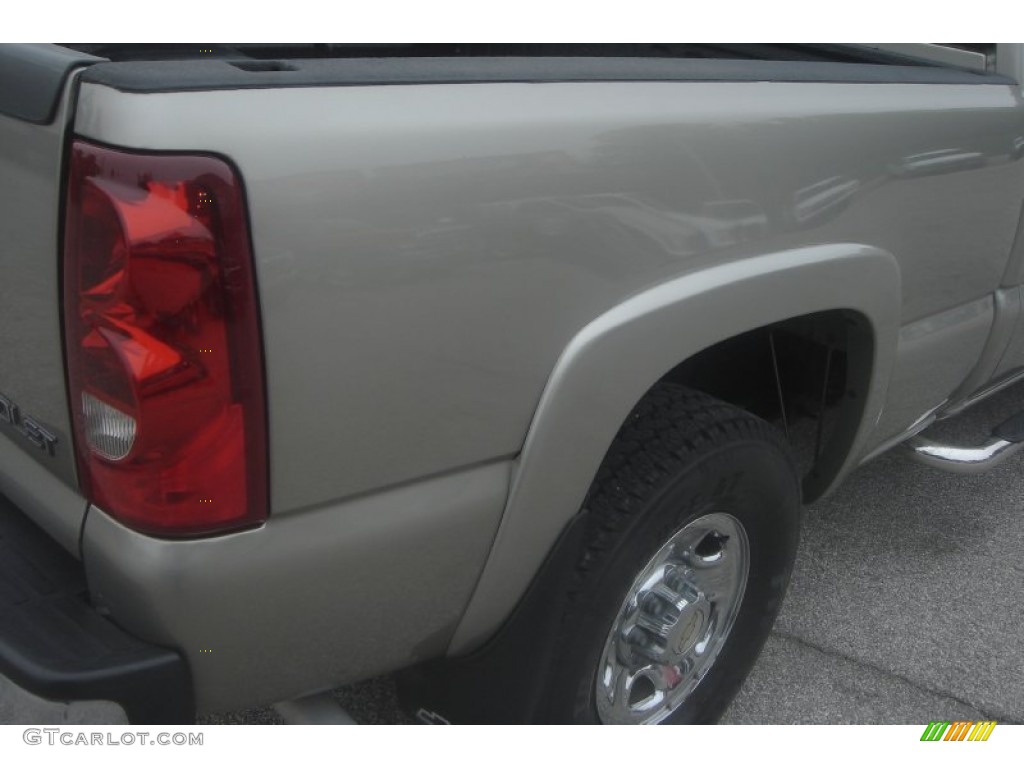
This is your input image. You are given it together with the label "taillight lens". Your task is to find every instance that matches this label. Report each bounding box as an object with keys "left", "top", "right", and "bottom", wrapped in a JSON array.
[{"left": 63, "top": 140, "right": 267, "bottom": 537}]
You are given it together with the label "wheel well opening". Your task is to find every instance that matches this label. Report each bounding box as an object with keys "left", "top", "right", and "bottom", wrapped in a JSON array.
[{"left": 660, "top": 310, "right": 873, "bottom": 501}]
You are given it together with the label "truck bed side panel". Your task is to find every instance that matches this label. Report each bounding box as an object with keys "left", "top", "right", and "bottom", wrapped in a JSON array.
[{"left": 73, "top": 77, "right": 1024, "bottom": 516}]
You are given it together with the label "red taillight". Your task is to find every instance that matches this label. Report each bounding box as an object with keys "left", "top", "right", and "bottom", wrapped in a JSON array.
[{"left": 63, "top": 140, "right": 267, "bottom": 537}]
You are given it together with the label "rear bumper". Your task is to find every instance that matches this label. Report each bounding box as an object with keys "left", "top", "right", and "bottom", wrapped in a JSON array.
[{"left": 0, "top": 493, "right": 193, "bottom": 724}]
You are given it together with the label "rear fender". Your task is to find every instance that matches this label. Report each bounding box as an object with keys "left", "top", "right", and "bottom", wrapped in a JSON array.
[{"left": 449, "top": 243, "right": 901, "bottom": 653}]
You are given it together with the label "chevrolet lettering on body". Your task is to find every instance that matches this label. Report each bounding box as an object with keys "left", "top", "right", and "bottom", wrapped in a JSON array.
[{"left": 0, "top": 391, "right": 58, "bottom": 457}]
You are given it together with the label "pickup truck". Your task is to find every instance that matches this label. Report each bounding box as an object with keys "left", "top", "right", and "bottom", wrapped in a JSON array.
[{"left": 2, "top": 43, "right": 1024, "bottom": 726}]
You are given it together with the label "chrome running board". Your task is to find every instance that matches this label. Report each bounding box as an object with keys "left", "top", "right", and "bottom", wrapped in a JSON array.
[{"left": 904, "top": 412, "right": 1024, "bottom": 474}]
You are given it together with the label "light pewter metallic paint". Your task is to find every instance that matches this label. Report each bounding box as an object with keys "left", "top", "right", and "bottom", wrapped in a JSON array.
[
  {"left": 53, "top": 73, "right": 1024, "bottom": 701},
  {"left": 0, "top": 72, "right": 87, "bottom": 553},
  {"left": 451, "top": 243, "right": 902, "bottom": 651},
  {"left": 72, "top": 80, "right": 1024, "bottom": 512},
  {"left": 0, "top": 429, "right": 86, "bottom": 556},
  {"left": 0, "top": 84, "right": 80, "bottom": 485},
  {"left": 82, "top": 460, "right": 511, "bottom": 712}
]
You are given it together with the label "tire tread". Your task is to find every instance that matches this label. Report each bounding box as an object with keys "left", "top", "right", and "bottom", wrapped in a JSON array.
[{"left": 571, "top": 382, "right": 797, "bottom": 600}]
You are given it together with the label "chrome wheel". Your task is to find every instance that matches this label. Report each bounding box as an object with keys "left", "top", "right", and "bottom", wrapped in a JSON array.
[{"left": 595, "top": 512, "right": 750, "bottom": 724}]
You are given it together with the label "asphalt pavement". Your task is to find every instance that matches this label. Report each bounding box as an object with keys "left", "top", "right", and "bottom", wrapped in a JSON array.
[
  {"left": 4, "top": 383, "right": 1023, "bottom": 725},
  {"left": 725, "top": 379, "right": 1024, "bottom": 724}
]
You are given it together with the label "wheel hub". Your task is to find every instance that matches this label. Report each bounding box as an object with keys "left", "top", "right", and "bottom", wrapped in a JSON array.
[
  {"left": 628, "top": 574, "right": 711, "bottom": 662},
  {"left": 668, "top": 601, "right": 707, "bottom": 657},
  {"left": 595, "top": 513, "right": 750, "bottom": 724}
]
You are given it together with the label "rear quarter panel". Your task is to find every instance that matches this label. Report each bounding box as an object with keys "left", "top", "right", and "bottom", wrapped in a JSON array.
[
  {"left": 72, "top": 73, "right": 1024, "bottom": 691},
  {"left": 72, "top": 79, "right": 1024, "bottom": 516}
]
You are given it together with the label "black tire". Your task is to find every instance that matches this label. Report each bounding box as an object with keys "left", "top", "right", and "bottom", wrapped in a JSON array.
[{"left": 538, "top": 382, "right": 801, "bottom": 724}]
